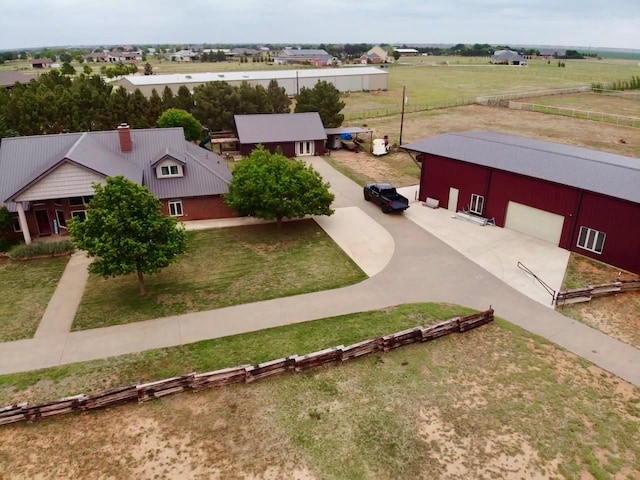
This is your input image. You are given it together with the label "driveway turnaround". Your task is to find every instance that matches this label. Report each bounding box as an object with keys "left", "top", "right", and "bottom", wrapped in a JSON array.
[
  {"left": 0, "top": 157, "right": 638, "bottom": 387},
  {"left": 397, "top": 185, "right": 570, "bottom": 308}
]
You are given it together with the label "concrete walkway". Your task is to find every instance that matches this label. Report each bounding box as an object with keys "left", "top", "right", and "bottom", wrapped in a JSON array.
[
  {"left": 0, "top": 157, "right": 638, "bottom": 387},
  {"left": 34, "top": 251, "right": 92, "bottom": 338}
]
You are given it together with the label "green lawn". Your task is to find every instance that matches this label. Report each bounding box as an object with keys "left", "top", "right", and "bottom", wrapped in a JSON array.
[
  {"left": 72, "top": 220, "right": 366, "bottom": 331},
  {"left": 2, "top": 303, "right": 638, "bottom": 479},
  {"left": 0, "top": 257, "right": 68, "bottom": 342}
]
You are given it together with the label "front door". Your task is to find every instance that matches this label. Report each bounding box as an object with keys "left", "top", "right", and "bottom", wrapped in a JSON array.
[
  {"left": 35, "top": 210, "right": 51, "bottom": 236},
  {"left": 296, "top": 141, "right": 315, "bottom": 156},
  {"left": 447, "top": 187, "right": 459, "bottom": 212}
]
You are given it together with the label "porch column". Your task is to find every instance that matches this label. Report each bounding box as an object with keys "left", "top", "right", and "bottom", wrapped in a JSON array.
[{"left": 16, "top": 202, "right": 32, "bottom": 245}]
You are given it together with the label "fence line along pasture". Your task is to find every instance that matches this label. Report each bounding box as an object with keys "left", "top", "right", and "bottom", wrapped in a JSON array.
[
  {"left": 0, "top": 309, "right": 495, "bottom": 427},
  {"left": 508, "top": 102, "right": 640, "bottom": 127}
]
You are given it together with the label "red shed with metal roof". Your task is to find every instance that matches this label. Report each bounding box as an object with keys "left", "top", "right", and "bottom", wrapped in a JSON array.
[{"left": 403, "top": 132, "right": 640, "bottom": 274}]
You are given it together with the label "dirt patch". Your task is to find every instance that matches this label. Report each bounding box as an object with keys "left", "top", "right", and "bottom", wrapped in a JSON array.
[{"left": 560, "top": 254, "right": 640, "bottom": 348}]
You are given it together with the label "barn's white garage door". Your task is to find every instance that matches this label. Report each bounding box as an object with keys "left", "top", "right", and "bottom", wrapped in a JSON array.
[{"left": 504, "top": 202, "right": 565, "bottom": 245}]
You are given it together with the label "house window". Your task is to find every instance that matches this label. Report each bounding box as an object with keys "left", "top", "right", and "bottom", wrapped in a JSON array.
[
  {"left": 160, "top": 165, "right": 181, "bottom": 177},
  {"left": 577, "top": 226, "right": 606, "bottom": 254},
  {"left": 54, "top": 198, "right": 63, "bottom": 206},
  {"left": 56, "top": 210, "right": 67, "bottom": 229},
  {"left": 69, "top": 196, "right": 93, "bottom": 206},
  {"left": 168, "top": 200, "right": 183, "bottom": 217},
  {"left": 32, "top": 200, "right": 46, "bottom": 206},
  {"left": 11, "top": 213, "right": 21, "bottom": 232},
  {"left": 470, "top": 194, "right": 484, "bottom": 215},
  {"left": 71, "top": 211, "right": 87, "bottom": 222}
]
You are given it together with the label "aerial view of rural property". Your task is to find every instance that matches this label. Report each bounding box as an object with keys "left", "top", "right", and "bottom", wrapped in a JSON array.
[{"left": 1, "top": 0, "right": 639, "bottom": 478}]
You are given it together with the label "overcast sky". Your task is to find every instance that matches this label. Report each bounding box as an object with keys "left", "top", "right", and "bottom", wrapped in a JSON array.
[{"left": 2, "top": 0, "right": 639, "bottom": 50}]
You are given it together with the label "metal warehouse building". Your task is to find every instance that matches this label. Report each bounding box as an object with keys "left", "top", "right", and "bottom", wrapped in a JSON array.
[
  {"left": 115, "top": 67, "right": 389, "bottom": 96},
  {"left": 403, "top": 132, "right": 640, "bottom": 275}
]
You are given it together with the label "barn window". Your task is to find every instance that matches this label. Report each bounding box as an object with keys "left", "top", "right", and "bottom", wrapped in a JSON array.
[
  {"left": 470, "top": 194, "right": 484, "bottom": 215},
  {"left": 577, "top": 226, "right": 606, "bottom": 254}
]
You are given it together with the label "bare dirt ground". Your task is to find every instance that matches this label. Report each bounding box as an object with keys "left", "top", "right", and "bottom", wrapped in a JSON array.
[
  {"left": 2, "top": 322, "right": 638, "bottom": 479},
  {"left": 560, "top": 254, "right": 640, "bottom": 348}
]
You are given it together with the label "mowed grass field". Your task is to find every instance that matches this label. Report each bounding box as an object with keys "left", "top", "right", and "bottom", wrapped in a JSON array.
[
  {"left": 72, "top": 220, "right": 366, "bottom": 330},
  {"left": 342, "top": 57, "right": 640, "bottom": 114},
  {"left": 1, "top": 306, "right": 638, "bottom": 479}
]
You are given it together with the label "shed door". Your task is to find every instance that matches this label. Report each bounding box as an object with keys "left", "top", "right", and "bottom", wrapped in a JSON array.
[{"left": 504, "top": 201, "right": 565, "bottom": 245}]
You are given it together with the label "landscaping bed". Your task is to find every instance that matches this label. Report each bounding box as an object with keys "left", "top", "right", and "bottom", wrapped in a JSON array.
[{"left": 72, "top": 220, "right": 366, "bottom": 330}]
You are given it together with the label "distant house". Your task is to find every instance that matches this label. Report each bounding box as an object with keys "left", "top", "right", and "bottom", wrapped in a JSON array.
[
  {"left": 169, "top": 50, "right": 198, "bottom": 62},
  {"left": 274, "top": 49, "right": 333, "bottom": 66},
  {"left": 231, "top": 48, "right": 259, "bottom": 57},
  {"left": 539, "top": 49, "right": 566, "bottom": 59},
  {"left": 234, "top": 113, "right": 327, "bottom": 158},
  {"left": 0, "top": 72, "right": 37, "bottom": 91},
  {"left": 491, "top": 50, "right": 525, "bottom": 65},
  {"left": 393, "top": 48, "right": 419, "bottom": 56},
  {"left": 30, "top": 58, "right": 52, "bottom": 69},
  {"left": 0, "top": 125, "right": 234, "bottom": 244},
  {"left": 360, "top": 46, "right": 389, "bottom": 64}
]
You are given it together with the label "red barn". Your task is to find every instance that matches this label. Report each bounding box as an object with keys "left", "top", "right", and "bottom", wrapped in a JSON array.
[{"left": 402, "top": 132, "right": 640, "bottom": 274}]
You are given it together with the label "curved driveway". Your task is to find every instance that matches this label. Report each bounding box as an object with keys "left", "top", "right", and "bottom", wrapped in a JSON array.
[{"left": 0, "top": 158, "right": 638, "bottom": 386}]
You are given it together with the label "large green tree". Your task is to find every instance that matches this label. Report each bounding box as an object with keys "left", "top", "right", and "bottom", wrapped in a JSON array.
[
  {"left": 157, "top": 108, "right": 202, "bottom": 141},
  {"left": 69, "top": 176, "right": 187, "bottom": 295},
  {"left": 192, "top": 81, "right": 240, "bottom": 131},
  {"left": 225, "top": 146, "right": 334, "bottom": 228},
  {"left": 294, "top": 80, "right": 345, "bottom": 127},
  {"left": 266, "top": 79, "right": 291, "bottom": 113}
]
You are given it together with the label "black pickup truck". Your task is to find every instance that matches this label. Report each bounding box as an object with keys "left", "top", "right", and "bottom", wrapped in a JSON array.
[{"left": 363, "top": 183, "right": 410, "bottom": 213}]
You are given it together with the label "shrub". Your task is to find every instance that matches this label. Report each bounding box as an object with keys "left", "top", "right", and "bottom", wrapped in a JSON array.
[
  {"left": 0, "top": 237, "right": 21, "bottom": 252},
  {"left": 9, "top": 240, "right": 75, "bottom": 259}
]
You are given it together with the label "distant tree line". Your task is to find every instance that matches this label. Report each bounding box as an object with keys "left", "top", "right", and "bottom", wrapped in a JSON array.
[{"left": 0, "top": 71, "right": 344, "bottom": 140}]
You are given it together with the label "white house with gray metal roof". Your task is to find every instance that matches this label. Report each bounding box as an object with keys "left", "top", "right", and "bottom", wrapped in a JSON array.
[
  {"left": 115, "top": 67, "right": 389, "bottom": 96},
  {"left": 0, "top": 125, "right": 234, "bottom": 244}
]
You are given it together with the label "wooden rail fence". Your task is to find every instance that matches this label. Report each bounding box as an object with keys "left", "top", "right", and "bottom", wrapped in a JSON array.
[
  {"left": 0, "top": 309, "right": 494, "bottom": 427},
  {"left": 555, "top": 280, "right": 640, "bottom": 306}
]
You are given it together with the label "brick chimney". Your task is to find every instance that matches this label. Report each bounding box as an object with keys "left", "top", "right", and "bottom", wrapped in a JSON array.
[{"left": 117, "top": 123, "right": 132, "bottom": 152}]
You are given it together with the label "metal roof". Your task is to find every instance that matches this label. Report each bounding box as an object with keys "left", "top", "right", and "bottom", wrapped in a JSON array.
[
  {"left": 325, "top": 127, "right": 372, "bottom": 135},
  {"left": 280, "top": 49, "right": 329, "bottom": 56},
  {"left": 235, "top": 113, "right": 327, "bottom": 144},
  {"left": 0, "top": 71, "right": 37, "bottom": 87},
  {"left": 119, "top": 67, "right": 388, "bottom": 86},
  {"left": 0, "top": 128, "right": 231, "bottom": 211},
  {"left": 402, "top": 132, "right": 640, "bottom": 204}
]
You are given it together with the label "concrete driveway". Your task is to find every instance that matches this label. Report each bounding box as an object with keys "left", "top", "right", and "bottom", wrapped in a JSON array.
[{"left": 397, "top": 185, "right": 570, "bottom": 308}]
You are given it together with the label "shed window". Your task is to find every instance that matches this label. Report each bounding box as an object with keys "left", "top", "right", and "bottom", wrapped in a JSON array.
[
  {"left": 69, "top": 196, "right": 93, "bottom": 206},
  {"left": 168, "top": 200, "right": 183, "bottom": 217},
  {"left": 577, "top": 226, "right": 606, "bottom": 254},
  {"left": 470, "top": 194, "right": 484, "bottom": 215}
]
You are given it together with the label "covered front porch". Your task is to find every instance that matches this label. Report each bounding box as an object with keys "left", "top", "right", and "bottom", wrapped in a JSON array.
[{"left": 13, "top": 195, "right": 93, "bottom": 245}]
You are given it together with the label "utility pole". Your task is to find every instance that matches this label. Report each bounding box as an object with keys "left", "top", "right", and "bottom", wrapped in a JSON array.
[{"left": 399, "top": 85, "right": 406, "bottom": 146}]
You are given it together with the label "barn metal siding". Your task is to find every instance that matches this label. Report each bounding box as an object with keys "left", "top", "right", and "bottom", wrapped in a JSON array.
[
  {"left": 573, "top": 193, "right": 640, "bottom": 274},
  {"left": 486, "top": 171, "right": 580, "bottom": 248},
  {"left": 418, "top": 154, "right": 489, "bottom": 212}
]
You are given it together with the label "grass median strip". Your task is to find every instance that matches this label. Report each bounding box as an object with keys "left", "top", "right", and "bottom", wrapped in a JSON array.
[
  {"left": 0, "top": 257, "right": 68, "bottom": 342},
  {"left": 72, "top": 219, "right": 366, "bottom": 331}
]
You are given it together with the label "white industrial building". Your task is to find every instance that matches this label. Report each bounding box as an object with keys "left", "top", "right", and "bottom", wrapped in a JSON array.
[{"left": 115, "top": 67, "right": 389, "bottom": 96}]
